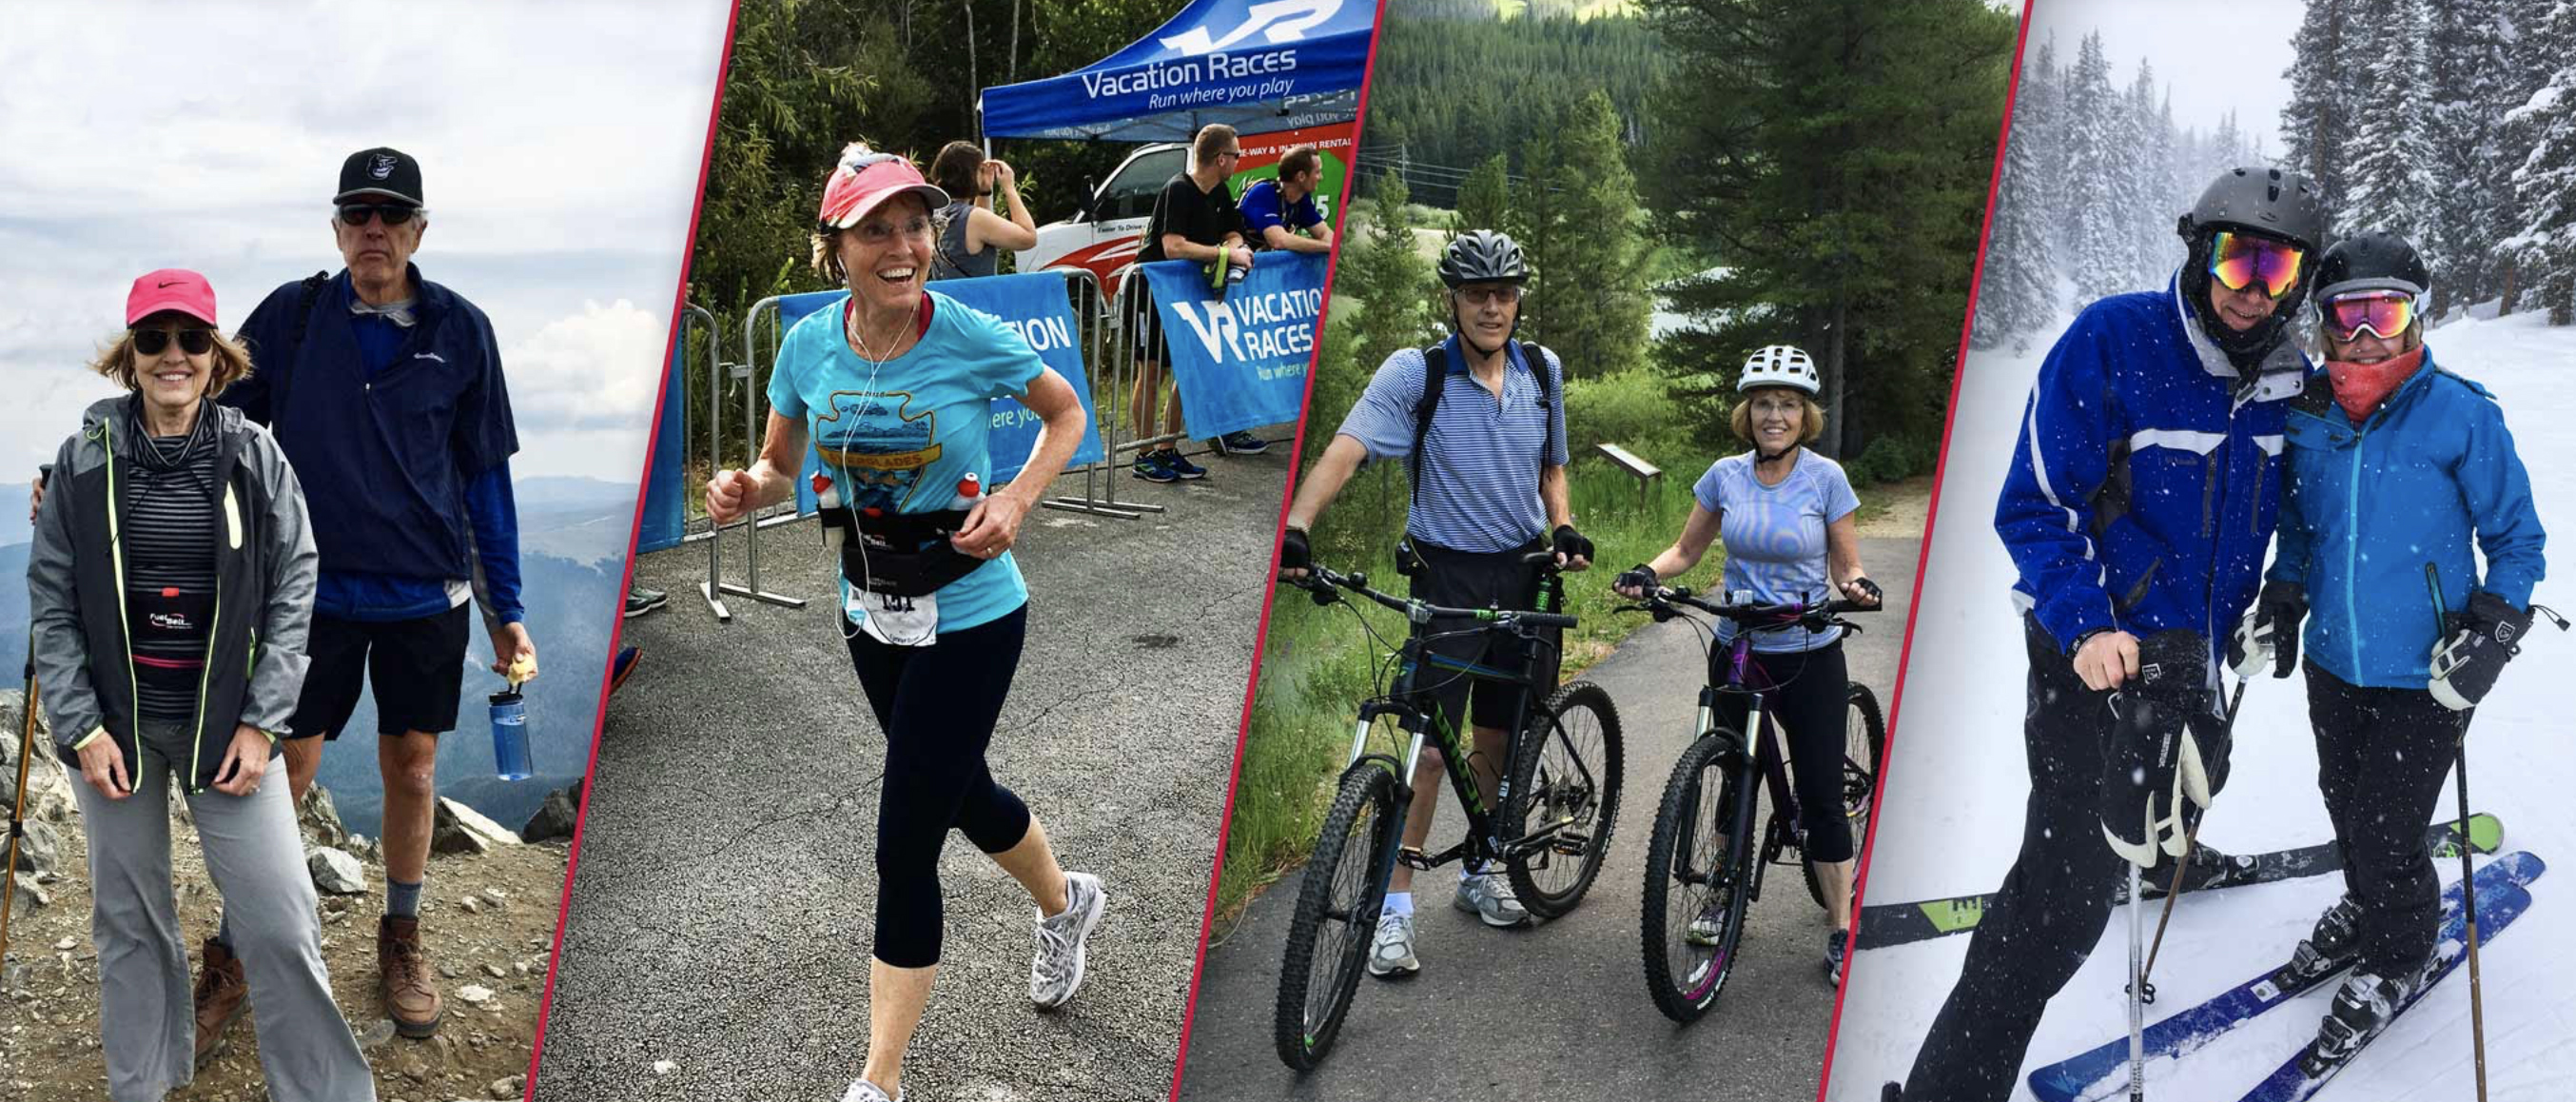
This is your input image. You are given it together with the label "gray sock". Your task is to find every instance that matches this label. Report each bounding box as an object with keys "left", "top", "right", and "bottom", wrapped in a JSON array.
[{"left": 386, "top": 877, "right": 423, "bottom": 919}]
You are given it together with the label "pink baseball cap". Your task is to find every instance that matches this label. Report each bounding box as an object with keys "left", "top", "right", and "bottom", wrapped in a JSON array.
[
  {"left": 817, "top": 144, "right": 948, "bottom": 231},
  {"left": 126, "top": 268, "right": 220, "bottom": 327}
]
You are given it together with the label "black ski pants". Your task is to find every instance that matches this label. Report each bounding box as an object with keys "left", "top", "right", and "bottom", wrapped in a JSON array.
[
  {"left": 2307, "top": 660, "right": 2468, "bottom": 976},
  {"left": 1903, "top": 613, "right": 2128, "bottom": 1102}
]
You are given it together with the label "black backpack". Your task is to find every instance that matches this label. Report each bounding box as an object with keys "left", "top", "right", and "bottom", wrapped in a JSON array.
[
  {"left": 261, "top": 271, "right": 332, "bottom": 430},
  {"left": 1409, "top": 339, "right": 1555, "bottom": 504}
]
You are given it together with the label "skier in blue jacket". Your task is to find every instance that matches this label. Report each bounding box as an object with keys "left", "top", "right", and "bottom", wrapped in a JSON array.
[
  {"left": 1889, "top": 167, "right": 2329, "bottom": 1102},
  {"left": 2228, "top": 229, "right": 2548, "bottom": 1074}
]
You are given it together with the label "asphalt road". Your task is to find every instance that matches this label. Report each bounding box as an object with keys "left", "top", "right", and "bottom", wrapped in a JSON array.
[
  {"left": 531, "top": 438, "right": 1290, "bottom": 1102},
  {"left": 1176, "top": 535, "right": 1922, "bottom": 1102}
]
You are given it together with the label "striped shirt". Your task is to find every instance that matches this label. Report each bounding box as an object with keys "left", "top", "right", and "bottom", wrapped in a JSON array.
[
  {"left": 120, "top": 418, "right": 221, "bottom": 721},
  {"left": 1694, "top": 449, "right": 1861, "bottom": 654},
  {"left": 1336, "top": 338, "right": 1568, "bottom": 553}
]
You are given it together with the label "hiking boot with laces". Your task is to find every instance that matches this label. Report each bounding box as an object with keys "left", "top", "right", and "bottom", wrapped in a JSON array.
[
  {"left": 1366, "top": 910, "right": 1419, "bottom": 978},
  {"left": 1030, "top": 871, "right": 1106, "bottom": 1010},
  {"left": 192, "top": 937, "right": 248, "bottom": 1069},
  {"left": 379, "top": 915, "right": 444, "bottom": 1037}
]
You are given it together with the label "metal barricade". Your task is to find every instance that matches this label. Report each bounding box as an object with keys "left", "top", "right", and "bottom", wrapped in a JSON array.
[
  {"left": 726, "top": 294, "right": 814, "bottom": 612},
  {"left": 1044, "top": 267, "right": 1158, "bottom": 519}
]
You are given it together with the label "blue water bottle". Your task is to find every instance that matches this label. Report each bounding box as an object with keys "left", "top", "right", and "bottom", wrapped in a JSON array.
[{"left": 488, "top": 689, "right": 533, "bottom": 780}]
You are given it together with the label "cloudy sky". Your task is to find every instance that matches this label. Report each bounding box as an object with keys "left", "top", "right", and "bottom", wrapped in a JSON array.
[
  {"left": 2024, "top": 0, "right": 2301, "bottom": 153},
  {"left": 0, "top": 0, "right": 732, "bottom": 484}
]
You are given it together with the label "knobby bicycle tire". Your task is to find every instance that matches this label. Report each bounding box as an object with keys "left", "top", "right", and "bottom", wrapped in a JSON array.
[
  {"left": 1802, "top": 682, "right": 1887, "bottom": 910},
  {"left": 1641, "top": 732, "right": 1757, "bottom": 1023},
  {"left": 1502, "top": 680, "right": 1623, "bottom": 919},
  {"left": 1273, "top": 763, "right": 1399, "bottom": 1071}
]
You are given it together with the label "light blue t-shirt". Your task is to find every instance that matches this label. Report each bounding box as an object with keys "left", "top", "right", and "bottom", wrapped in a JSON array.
[
  {"left": 1694, "top": 448, "right": 1862, "bottom": 653},
  {"left": 1335, "top": 338, "right": 1569, "bottom": 552},
  {"left": 768, "top": 290, "right": 1045, "bottom": 631}
]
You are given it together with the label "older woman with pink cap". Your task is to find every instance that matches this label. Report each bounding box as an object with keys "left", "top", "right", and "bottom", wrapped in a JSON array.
[
  {"left": 28, "top": 270, "right": 372, "bottom": 1100},
  {"left": 704, "top": 145, "right": 1096, "bottom": 1102}
]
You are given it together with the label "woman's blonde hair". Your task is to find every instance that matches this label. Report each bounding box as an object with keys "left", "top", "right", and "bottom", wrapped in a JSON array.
[
  {"left": 88, "top": 327, "right": 255, "bottom": 399},
  {"left": 1729, "top": 387, "right": 1826, "bottom": 445}
]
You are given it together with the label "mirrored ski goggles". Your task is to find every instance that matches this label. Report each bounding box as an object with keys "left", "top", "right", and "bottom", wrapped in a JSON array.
[
  {"left": 2320, "top": 290, "right": 2417, "bottom": 342},
  {"left": 131, "top": 327, "right": 216, "bottom": 356},
  {"left": 2208, "top": 231, "right": 2306, "bottom": 299}
]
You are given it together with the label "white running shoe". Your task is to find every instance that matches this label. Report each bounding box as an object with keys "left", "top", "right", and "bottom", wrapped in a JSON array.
[
  {"left": 1030, "top": 871, "right": 1107, "bottom": 1010},
  {"left": 1367, "top": 911, "right": 1420, "bottom": 977},
  {"left": 840, "top": 1078, "right": 901, "bottom": 1102}
]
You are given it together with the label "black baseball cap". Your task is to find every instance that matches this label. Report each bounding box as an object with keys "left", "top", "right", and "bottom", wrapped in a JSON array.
[{"left": 336, "top": 147, "right": 424, "bottom": 207}]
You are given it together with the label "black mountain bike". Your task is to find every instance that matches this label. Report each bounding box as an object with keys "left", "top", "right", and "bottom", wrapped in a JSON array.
[
  {"left": 1629, "top": 586, "right": 1883, "bottom": 1023},
  {"left": 1272, "top": 557, "right": 1624, "bottom": 1071}
]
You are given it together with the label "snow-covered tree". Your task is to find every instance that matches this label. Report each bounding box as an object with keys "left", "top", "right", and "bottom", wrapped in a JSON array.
[
  {"left": 2063, "top": 32, "right": 2127, "bottom": 305},
  {"left": 1975, "top": 74, "right": 2059, "bottom": 348}
]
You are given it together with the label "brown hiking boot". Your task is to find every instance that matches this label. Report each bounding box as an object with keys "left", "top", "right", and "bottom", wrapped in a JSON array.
[
  {"left": 191, "top": 937, "right": 248, "bottom": 1069},
  {"left": 378, "top": 915, "right": 443, "bottom": 1038}
]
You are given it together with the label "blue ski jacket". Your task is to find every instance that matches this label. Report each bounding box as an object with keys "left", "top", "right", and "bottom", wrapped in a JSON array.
[
  {"left": 1996, "top": 273, "right": 2308, "bottom": 659},
  {"left": 2267, "top": 348, "right": 2546, "bottom": 688}
]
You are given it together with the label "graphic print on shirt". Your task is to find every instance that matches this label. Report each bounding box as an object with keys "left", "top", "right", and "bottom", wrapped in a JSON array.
[{"left": 812, "top": 388, "right": 941, "bottom": 512}]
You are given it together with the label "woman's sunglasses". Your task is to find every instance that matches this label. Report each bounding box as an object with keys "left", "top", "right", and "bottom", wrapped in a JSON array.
[
  {"left": 131, "top": 328, "right": 215, "bottom": 356},
  {"left": 338, "top": 202, "right": 420, "bottom": 226},
  {"left": 2208, "top": 230, "right": 2306, "bottom": 299}
]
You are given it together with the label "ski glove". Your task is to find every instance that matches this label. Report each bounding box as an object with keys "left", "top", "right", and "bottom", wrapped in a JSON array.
[
  {"left": 1278, "top": 527, "right": 1311, "bottom": 577},
  {"left": 2228, "top": 581, "right": 2308, "bottom": 679},
  {"left": 1551, "top": 524, "right": 1593, "bottom": 564},
  {"left": 2429, "top": 590, "right": 2531, "bottom": 711},
  {"left": 1613, "top": 563, "right": 1658, "bottom": 595},
  {"left": 2099, "top": 628, "right": 2226, "bottom": 869}
]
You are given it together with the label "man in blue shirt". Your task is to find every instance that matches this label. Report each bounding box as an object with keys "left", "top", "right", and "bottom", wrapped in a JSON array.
[
  {"left": 210, "top": 148, "right": 535, "bottom": 1043},
  {"left": 1276, "top": 229, "right": 1593, "bottom": 977},
  {"left": 1239, "top": 145, "right": 1334, "bottom": 256}
]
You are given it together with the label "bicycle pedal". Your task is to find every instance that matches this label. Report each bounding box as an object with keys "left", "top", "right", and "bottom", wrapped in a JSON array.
[{"left": 1397, "top": 846, "right": 1434, "bottom": 871}]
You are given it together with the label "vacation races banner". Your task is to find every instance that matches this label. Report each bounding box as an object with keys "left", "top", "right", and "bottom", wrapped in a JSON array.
[
  {"left": 1140, "top": 250, "right": 1324, "bottom": 440},
  {"left": 786, "top": 272, "right": 1108, "bottom": 515}
]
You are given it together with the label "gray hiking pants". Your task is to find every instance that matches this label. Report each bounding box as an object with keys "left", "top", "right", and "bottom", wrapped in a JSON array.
[{"left": 69, "top": 719, "right": 375, "bottom": 1102}]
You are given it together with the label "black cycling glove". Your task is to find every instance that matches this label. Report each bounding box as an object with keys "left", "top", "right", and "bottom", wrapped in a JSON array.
[
  {"left": 1278, "top": 527, "right": 1311, "bottom": 576},
  {"left": 1551, "top": 524, "right": 1593, "bottom": 564},
  {"left": 1614, "top": 563, "right": 1659, "bottom": 595}
]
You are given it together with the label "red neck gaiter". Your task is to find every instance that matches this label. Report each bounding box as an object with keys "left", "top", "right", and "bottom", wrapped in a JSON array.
[{"left": 2324, "top": 346, "right": 2426, "bottom": 424}]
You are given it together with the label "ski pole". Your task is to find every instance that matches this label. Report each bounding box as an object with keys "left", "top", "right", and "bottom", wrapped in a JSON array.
[
  {"left": 2426, "top": 562, "right": 2487, "bottom": 1102},
  {"left": 2127, "top": 859, "right": 2146, "bottom": 1102},
  {"left": 2137, "top": 675, "right": 2249, "bottom": 996},
  {"left": 1, "top": 652, "right": 38, "bottom": 968}
]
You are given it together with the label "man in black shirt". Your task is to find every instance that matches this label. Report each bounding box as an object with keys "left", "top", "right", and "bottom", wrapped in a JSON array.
[{"left": 1129, "top": 123, "right": 1258, "bottom": 480}]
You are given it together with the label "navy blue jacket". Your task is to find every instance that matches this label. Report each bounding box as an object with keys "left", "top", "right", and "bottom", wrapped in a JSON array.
[
  {"left": 2269, "top": 350, "right": 2546, "bottom": 688},
  {"left": 1996, "top": 274, "right": 2307, "bottom": 658},
  {"left": 224, "top": 266, "right": 518, "bottom": 586}
]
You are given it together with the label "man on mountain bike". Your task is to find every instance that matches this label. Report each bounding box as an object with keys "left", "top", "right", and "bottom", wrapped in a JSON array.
[
  {"left": 1276, "top": 228, "right": 1593, "bottom": 976},
  {"left": 1888, "top": 167, "right": 2327, "bottom": 1101}
]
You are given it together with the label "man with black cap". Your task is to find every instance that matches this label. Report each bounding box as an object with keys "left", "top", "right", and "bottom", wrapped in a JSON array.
[
  {"left": 203, "top": 147, "right": 536, "bottom": 1045},
  {"left": 1883, "top": 167, "right": 2328, "bottom": 1102}
]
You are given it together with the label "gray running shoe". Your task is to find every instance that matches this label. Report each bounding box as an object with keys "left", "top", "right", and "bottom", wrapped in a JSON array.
[
  {"left": 839, "top": 1078, "right": 901, "bottom": 1102},
  {"left": 1454, "top": 872, "right": 1530, "bottom": 927},
  {"left": 1685, "top": 907, "right": 1725, "bottom": 946},
  {"left": 1367, "top": 911, "right": 1420, "bottom": 977},
  {"left": 1030, "top": 871, "right": 1107, "bottom": 1010}
]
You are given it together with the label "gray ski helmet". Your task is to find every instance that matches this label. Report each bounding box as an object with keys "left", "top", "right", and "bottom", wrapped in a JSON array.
[
  {"left": 2176, "top": 167, "right": 2329, "bottom": 364},
  {"left": 1438, "top": 229, "right": 1530, "bottom": 288},
  {"left": 2313, "top": 229, "right": 2430, "bottom": 302}
]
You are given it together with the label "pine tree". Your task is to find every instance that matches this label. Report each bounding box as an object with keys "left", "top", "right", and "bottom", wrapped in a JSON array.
[
  {"left": 2062, "top": 32, "right": 2127, "bottom": 305},
  {"left": 1454, "top": 153, "right": 1512, "bottom": 241},
  {"left": 2504, "top": 1, "right": 2576, "bottom": 323},
  {"left": 2279, "top": 0, "right": 2356, "bottom": 202},
  {"left": 1535, "top": 91, "right": 1652, "bottom": 379},
  {"left": 1344, "top": 171, "right": 1440, "bottom": 376},
  {"left": 1974, "top": 80, "right": 2058, "bottom": 350},
  {"left": 2025, "top": 35, "right": 2069, "bottom": 253},
  {"left": 2340, "top": 0, "right": 2435, "bottom": 246}
]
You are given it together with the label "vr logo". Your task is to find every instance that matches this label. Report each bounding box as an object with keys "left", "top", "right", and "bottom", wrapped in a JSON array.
[
  {"left": 1161, "top": 0, "right": 1339, "bottom": 54},
  {"left": 1166, "top": 300, "right": 1239, "bottom": 360}
]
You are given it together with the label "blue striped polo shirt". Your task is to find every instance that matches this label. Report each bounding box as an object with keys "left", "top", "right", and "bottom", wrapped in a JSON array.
[
  {"left": 1694, "top": 448, "right": 1862, "bottom": 653},
  {"left": 1336, "top": 337, "right": 1568, "bottom": 552}
]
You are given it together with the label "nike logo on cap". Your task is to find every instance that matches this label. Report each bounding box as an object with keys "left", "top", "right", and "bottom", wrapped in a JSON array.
[{"left": 157, "top": 280, "right": 183, "bottom": 288}]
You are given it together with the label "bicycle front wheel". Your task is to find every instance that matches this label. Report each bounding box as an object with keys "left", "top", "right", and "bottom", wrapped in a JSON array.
[
  {"left": 1503, "top": 680, "right": 1624, "bottom": 919},
  {"left": 1274, "top": 763, "right": 1399, "bottom": 1071},
  {"left": 1641, "top": 733, "right": 1757, "bottom": 1023},
  {"left": 1802, "top": 681, "right": 1886, "bottom": 910}
]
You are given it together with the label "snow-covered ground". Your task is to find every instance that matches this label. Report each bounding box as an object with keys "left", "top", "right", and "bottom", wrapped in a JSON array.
[{"left": 1827, "top": 309, "right": 2576, "bottom": 1102}]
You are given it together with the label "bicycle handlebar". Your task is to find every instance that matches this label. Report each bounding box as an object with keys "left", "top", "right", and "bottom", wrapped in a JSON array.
[
  {"left": 1621, "top": 585, "right": 1879, "bottom": 632},
  {"left": 1285, "top": 561, "right": 1576, "bottom": 630}
]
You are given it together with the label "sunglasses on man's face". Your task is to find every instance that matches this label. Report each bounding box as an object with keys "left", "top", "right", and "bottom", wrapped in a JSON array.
[
  {"left": 338, "top": 203, "right": 420, "bottom": 226},
  {"left": 132, "top": 328, "right": 215, "bottom": 356}
]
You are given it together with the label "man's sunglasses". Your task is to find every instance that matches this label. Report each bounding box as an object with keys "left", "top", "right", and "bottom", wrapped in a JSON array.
[
  {"left": 132, "top": 328, "right": 216, "bottom": 356},
  {"left": 338, "top": 203, "right": 420, "bottom": 226}
]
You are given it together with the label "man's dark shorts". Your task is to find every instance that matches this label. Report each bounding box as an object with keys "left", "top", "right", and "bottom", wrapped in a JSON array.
[
  {"left": 1407, "top": 536, "right": 1557, "bottom": 738},
  {"left": 287, "top": 604, "right": 471, "bottom": 739}
]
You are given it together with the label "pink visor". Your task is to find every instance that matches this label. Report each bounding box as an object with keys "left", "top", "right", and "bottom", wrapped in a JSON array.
[
  {"left": 817, "top": 146, "right": 949, "bottom": 230},
  {"left": 126, "top": 268, "right": 220, "bottom": 327}
]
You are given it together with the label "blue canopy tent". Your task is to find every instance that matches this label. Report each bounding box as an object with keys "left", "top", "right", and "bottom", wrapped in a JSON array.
[{"left": 978, "top": 0, "right": 1374, "bottom": 141}]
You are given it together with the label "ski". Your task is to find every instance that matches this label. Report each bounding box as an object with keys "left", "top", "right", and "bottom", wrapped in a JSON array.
[
  {"left": 2235, "top": 861, "right": 2536, "bottom": 1102},
  {"left": 1860, "top": 814, "right": 2502, "bottom": 950},
  {"left": 2023, "top": 850, "right": 2543, "bottom": 1102}
]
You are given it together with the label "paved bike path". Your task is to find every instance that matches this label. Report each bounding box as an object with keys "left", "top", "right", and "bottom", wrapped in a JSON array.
[{"left": 1177, "top": 536, "right": 1920, "bottom": 1101}]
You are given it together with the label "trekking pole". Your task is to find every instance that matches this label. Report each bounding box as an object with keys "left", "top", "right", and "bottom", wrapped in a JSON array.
[
  {"left": 2426, "top": 562, "right": 2488, "bottom": 1102},
  {"left": 2137, "top": 676, "right": 2249, "bottom": 994},
  {"left": 1, "top": 651, "right": 38, "bottom": 967}
]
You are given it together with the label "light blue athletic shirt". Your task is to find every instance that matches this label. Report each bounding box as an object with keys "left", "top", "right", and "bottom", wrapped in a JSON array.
[
  {"left": 768, "top": 291, "right": 1044, "bottom": 630},
  {"left": 1335, "top": 337, "right": 1569, "bottom": 552},
  {"left": 1694, "top": 448, "right": 1861, "bottom": 653}
]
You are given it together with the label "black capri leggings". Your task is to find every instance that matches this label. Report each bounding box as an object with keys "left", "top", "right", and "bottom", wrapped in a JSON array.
[
  {"left": 1709, "top": 637, "right": 1856, "bottom": 863},
  {"left": 845, "top": 604, "right": 1035, "bottom": 969}
]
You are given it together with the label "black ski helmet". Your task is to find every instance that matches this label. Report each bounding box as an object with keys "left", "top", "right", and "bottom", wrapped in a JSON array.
[
  {"left": 1438, "top": 229, "right": 1530, "bottom": 288},
  {"left": 2313, "top": 229, "right": 2430, "bottom": 301},
  {"left": 2176, "top": 167, "right": 2330, "bottom": 364}
]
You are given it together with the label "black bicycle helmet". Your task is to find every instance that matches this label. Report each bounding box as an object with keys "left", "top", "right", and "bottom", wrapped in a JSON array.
[
  {"left": 2175, "top": 167, "right": 2330, "bottom": 364},
  {"left": 2313, "top": 229, "right": 2430, "bottom": 302},
  {"left": 1438, "top": 228, "right": 1530, "bottom": 288}
]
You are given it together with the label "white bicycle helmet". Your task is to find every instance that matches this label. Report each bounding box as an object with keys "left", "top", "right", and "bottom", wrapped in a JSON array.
[{"left": 1738, "top": 344, "right": 1820, "bottom": 395}]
